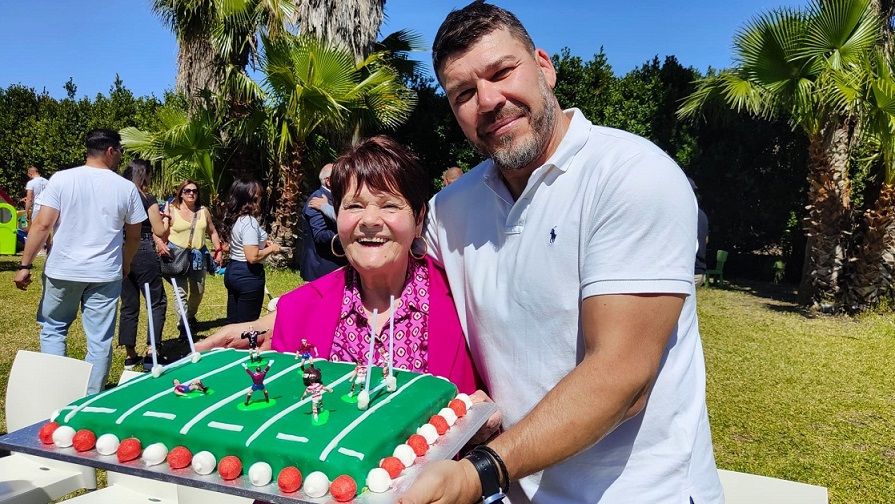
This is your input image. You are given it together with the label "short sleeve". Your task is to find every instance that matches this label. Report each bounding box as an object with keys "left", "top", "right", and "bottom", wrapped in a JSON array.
[
  {"left": 125, "top": 186, "right": 148, "bottom": 224},
  {"left": 580, "top": 152, "right": 695, "bottom": 298},
  {"left": 424, "top": 194, "right": 445, "bottom": 266},
  {"left": 240, "top": 217, "right": 261, "bottom": 246},
  {"left": 38, "top": 176, "right": 61, "bottom": 211}
]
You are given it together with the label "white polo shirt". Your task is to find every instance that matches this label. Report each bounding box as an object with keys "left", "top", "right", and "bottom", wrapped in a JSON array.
[{"left": 427, "top": 109, "right": 723, "bottom": 503}]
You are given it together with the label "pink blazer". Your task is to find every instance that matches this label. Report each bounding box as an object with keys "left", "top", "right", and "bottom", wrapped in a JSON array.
[{"left": 271, "top": 257, "right": 480, "bottom": 394}]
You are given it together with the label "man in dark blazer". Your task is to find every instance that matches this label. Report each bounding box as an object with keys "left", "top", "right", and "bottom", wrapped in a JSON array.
[{"left": 299, "top": 164, "right": 346, "bottom": 281}]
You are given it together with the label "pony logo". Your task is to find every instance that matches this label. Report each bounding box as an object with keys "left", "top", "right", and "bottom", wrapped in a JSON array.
[{"left": 549, "top": 227, "right": 557, "bottom": 244}]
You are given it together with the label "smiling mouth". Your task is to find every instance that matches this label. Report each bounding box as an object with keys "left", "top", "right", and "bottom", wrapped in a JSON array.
[{"left": 356, "top": 237, "right": 389, "bottom": 246}]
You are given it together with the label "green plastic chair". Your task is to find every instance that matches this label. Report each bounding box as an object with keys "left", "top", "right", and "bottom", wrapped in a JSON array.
[{"left": 705, "top": 249, "right": 728, "bottom": 286}]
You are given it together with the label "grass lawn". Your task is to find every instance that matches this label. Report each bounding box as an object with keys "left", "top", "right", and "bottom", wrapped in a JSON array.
[{"left": 1, "top": 255, "right": 893, "bottom": 502}]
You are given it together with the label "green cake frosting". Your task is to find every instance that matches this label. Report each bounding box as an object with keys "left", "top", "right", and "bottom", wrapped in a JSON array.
[{"left": 53, "top": 349, "right": 459, "bottom": 486}]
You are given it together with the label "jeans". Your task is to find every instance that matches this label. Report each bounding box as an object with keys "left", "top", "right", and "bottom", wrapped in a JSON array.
[
  {"left": 38, "top": 275, "right": 121, "bottom": 394},
  {"left": 169, "top": 265, "right": 206, "bottom": 321},
  {"left": 119, "top": 240, "right": 167, "bottom": 347},
  {"left": 224, "top": 260, "right": 265, "bottom": 323}
]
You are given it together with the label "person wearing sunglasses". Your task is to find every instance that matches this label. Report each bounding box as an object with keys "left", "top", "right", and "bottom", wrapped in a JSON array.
[{"left": 155, "top": 179, "right": 222, "bottom": 340}]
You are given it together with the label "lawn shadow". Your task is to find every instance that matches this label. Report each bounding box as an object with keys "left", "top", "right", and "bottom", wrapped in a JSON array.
[
  {"left": 0, "top": 260, "right": 26, "bottom": 272},
  {"left": 712, "top": 279, "right": 812, "bottom": 317},
  {"left": 194, "top": 317, "right": 228, "bottom": 333}
]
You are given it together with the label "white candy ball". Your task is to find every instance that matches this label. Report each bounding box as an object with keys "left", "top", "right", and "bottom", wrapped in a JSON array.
[
  {"left": 438, "top": 407, "right": 458, "bottom": 426},
  {"left": 248, "top": 462, "right": 272, "bottom": 486},
  {"left": 95, "top": 433, "right": 120, "bottom": 455},
  {"left": 393, "top": 443, "right": 416, "bottom": 467},
  {"left": 52, "top": 425, "right": 76, "bottom": 448},
  {"left": 366, "top": 467, "right": 391, "bottom": 493},
  {"left": 191, "top": 450, "right": 217, "bottom": 475},
  {"left": 455, "top": 393, "right": 473, "bottom": 409},
  {"left": 142, "top": 442, "right": 168, "bottom": 466},
  {"left": 416, "top": 424, "right": 439, "bottom": 445},
  {"left": 303, "top": 471, "right": 330, "bottom": 498}
]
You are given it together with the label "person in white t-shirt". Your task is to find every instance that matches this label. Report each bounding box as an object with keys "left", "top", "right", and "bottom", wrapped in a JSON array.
[
  {"left": 23, "top": 166, "right": 48, "bottom": 223},
  {"left": 13, "top": 129, "right": 146, "bottom": 395},
  {"left": 401, "top": 3, "right": 723, "bottom": 504}
]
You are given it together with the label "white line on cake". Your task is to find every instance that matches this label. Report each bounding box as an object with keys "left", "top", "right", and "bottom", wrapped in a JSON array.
[
  {"left": 143, "top": 411, "right": 176, "bottom": 420},
  {"left": 208, "top": 421, "right": 245, "bottom": 432},
  {"left": 338, "top": 448, "right": 365, "bottom": 461},
  {"left": 275, "top": 433, "right": 309, "bottom": 443},
  {"left": 179, "top": 359, "right": 305, "bottom": 435},
  {"left": 115, "top": 352, "right": 254, "bottom": 426},
  {"left": 319, "top": 374, "right": 426, "bottom": 462},
  {"left": 244, "top": 366, "right": 355, "bottom": 448},
  {"left": 82, "top": 407, "right": 117, "bottom": 414}
]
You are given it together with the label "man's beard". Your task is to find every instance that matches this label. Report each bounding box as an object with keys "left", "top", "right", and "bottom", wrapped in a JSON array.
[{"left": 475, "top": 75, "right": 557, "bottom": 171}]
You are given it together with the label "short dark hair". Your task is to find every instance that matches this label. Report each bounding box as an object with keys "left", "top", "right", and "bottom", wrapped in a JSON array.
[
  {"left": 302, "top": 365, "right": 322, "bottom": 386},
  {"left": 85, "top": 129, "right": 122, "bottom": 158},
  {"left": 220, "top": 178, "right": 262, "bottom": 243},
  {"left": 122, "top": 159, "right": 153, "bottom": 192},
  {"left": 432, "top": 0, "right": 535, "bottom": 83},
  {"left": 330, "top": 136, "right": 430, "bottom": 223}
]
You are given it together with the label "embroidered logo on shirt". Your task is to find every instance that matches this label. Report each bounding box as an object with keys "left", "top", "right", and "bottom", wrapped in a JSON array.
[{"left": 550, "top": 227, "right": 557, "bottom": 244}]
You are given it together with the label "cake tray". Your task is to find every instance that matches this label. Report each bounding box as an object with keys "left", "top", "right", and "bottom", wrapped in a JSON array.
[{"left": 0, "top": 402, "right": 497, "bottom": 504}]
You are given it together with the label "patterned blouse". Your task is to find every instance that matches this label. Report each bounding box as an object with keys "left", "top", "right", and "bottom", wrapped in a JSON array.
[{"left": 330, "top": 258, "right": 430, "bottom": 372}]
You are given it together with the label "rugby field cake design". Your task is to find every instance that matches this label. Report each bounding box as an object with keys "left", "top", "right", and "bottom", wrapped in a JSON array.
[{"left": 40, "top": 349, "right": 472, "bottom": 501}]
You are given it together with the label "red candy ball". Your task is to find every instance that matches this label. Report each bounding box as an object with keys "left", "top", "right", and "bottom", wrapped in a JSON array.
[
  {"left": 380, "top": 456, "right": 405, "bottom": 479},
  {"left": 449, "top": 398, "right": 468, "bottom": 417},
  {"left": 429, "top": 415, "right": 450, "bottom": 435},
  {"left": 167, "top": 446, "right": 192, "bottom": 469},
  {"left": 218, "top": 455, "right": 242, "bottom": 480},
  {"left": 330, "top": 475, "right": 357, "bottom": 502},
  {"left": 407, "top": 434, "right": 429, "bottom": 456},
  {"left": 277, "top": 466, "right": 302, "bottom": 493},
  {"left": 72, "top": 429, "right": 97, "bottom": 452},
  {"left": 117, "top": 438, "right": 142, "bottom": 463},
  {"left": 38, "top": 422, "right": 59, "bottom": 444}
]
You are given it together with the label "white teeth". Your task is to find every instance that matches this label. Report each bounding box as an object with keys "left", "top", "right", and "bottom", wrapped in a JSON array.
[{"left": 358, "top": 237, "right": 388, "bottom": 244}]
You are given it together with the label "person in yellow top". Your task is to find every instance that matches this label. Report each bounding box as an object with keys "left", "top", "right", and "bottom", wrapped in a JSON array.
[{"left": 155, "top": 179, "right": 222, "bottom": 338}]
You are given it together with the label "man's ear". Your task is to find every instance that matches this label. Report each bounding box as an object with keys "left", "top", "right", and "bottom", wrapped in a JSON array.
[{"left": 535, "top": 48, "right": 557, "bottom": 89}]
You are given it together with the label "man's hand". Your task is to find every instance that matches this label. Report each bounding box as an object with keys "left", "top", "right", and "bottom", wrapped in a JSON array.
[
  {"left": 398, "top": 459, "right": 481, "bottom": 504},
  {"left": 468, "top": 390, "right": 502, "bottom": 445},
  {"left": 308, "top": 196, "right": 327, "bottom": 211},
  {"left": 13, "top": 269, "right": 32, "bottom": 290},
  {"left": 241, "top": 362, "right": 248, "bottom": 369}
]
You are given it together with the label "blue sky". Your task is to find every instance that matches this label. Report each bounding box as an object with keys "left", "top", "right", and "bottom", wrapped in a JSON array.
[{"left": 0, "top": 0, "right": 808, "bottom": 100}]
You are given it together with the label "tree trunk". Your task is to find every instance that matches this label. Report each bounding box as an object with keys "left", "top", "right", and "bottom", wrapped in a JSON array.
[
  {"left": 268, "top": 142, "right": 306, "bottom": 268},
  {"left": 176, "top": 35, "right": 224, "bottom": 110},
  {"left": 872, "top": 0, "right": 895, "bottom": 60},
  {"left": 845, "top": 182, "right": 895, "bottom": 309},
  {"left": 294, "top": 0, "right": 385, "bottom": 63},
  {"left": 798, "top": 120, "right": 854, "bottom": 309}
]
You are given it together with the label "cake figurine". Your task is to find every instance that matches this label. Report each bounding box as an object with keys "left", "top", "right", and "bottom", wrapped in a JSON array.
[
  {"left": 173, "top": 378, "right": 208, "bottom": 396},
  {"left": 242, "top": 360, "right": 274, "bottom": 405},
  {"left": 240, "top": 326, "right": 268, "bottom": 363},
  {"left": 347, "top": 360, "right": 368, "bottom": 398},
  {"left": 294, "top": 338, "right": 318, "bottom": 368},
  {"left": 301, "top": 364, "right": 333, "bottom": 422}
]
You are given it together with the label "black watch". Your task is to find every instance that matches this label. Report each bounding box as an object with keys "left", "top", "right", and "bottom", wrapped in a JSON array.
[
  {"left": 464, "top": 448, "right": 505, "bottom": 504},
  {"left": 17, "top": 263, "right": 33, "bottom": 270}
]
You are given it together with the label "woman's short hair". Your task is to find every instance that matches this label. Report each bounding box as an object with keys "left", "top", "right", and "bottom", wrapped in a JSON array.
[
  {"left": 330, "top": 135, "right": 429, "bottom": 222},
  {"left": 172, "top": 179, "right": 201, "bottom": 208}
]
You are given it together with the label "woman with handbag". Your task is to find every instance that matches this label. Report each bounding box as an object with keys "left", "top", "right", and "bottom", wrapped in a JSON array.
[
  {"left": 118, "top": 160, "right": 169, "bottom": 370},
  {"left": 219, "top": 178, "right": 281, "bottom": 323},
  {"left": 155, "top": 179, "right": 222, "bottom": 338}
]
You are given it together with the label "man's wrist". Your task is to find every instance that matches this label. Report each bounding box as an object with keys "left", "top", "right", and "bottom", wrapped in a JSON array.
[
  {"left": 462, "top": 448, "right": 505, "bottom": 503},
  {"left": 17, "top": 263, "right": 33, "bottom": 270}
]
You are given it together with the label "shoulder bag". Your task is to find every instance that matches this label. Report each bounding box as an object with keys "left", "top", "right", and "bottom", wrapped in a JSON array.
[{"left": 160, "top": 207, "right": 199, "bottom": 277}]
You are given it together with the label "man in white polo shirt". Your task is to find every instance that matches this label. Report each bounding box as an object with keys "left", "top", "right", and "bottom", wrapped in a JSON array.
[
  {"left": 14, "top": 129, "right": 145, "bottom": 394},
  {"left": 402, "top": 2, "right": 723, "bottom": 504}
]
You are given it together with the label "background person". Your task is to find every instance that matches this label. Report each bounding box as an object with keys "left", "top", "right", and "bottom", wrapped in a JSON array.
[
  {"left": 219, "top": 178, "right": 281, "bottom": 323},
  {"left": 402, "top": 3, "right": 723, "bottom": 503},
  {"left": 156, "top": 180, "right": 222, "bottom": 338},
  {"left": 118, "top": 159, "right": 169, "bottom": 370},
  {"left": 23, "top": 165, "right": 48, "bottom": 225},
  {"left": 298, "top": 163, "right": 347, "bottom": 281},
  {"left": 13, "top": 129, "right": 145, "bottom": 395},
  {"left": 442, "top": 166, "right": 463, "bottom": 186}
]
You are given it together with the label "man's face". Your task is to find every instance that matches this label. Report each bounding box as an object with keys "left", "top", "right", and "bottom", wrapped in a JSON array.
[{"left": 439, "top": 29, "right": 558, "bottom": 172}]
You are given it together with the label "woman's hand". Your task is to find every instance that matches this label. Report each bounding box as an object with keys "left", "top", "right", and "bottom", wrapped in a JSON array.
[
  {"left": 468, "top": 390, "right": 502, "bottom": 445},
  {"left": 265, "top": 240, "right": 282, "bottom": 254},
  {"left": 195, "top": 322, "right": 256, "bottom": 351},
  {"left": 156, "top": 240, "right": 171, "bottom": 257}
]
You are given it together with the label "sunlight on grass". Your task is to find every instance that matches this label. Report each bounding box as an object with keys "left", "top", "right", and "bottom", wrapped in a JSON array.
[{"left": 1, "top": 256, "right": 893, "bottom": 502}]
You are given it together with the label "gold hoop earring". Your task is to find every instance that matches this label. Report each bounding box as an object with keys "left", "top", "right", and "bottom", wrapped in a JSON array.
[
  {"left": 410, "top": 235, "right": 428, "bottom": 260},
  {"left": 331, "top": 235, "right": 346, "bottom": 258}
]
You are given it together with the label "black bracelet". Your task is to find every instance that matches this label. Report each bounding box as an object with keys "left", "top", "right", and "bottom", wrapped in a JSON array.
[
  {"left": 464, "top": 446, "right": 505, "bottom": 503},
  {"left": 17, "top": 263, "right": 33, "bottom": 270},
  {"left": 477, "top": 445, "right": 509, "bottom": 494}
]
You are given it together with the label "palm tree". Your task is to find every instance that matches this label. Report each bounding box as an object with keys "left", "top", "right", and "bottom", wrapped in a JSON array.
[
  {"left": 679, "top": 0, "right": 882, "bottom": 309},
  {"left": 294, "top": 0, "right": 385, "bottom": 62},
  {"left": 260, "top": 35, "right": 416, "bottom": 263}
]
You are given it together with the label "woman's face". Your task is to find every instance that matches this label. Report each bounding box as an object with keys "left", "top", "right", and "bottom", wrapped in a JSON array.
[
  {"left": 181, "top": 184, "right": 199, "bottom": 206},
  {"left": 337, "top": 178, "right": 422, "bottom": 278}
]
